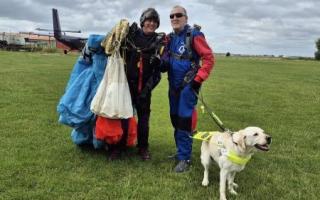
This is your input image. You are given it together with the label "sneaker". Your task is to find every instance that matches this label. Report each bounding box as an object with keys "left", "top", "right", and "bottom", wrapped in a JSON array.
[
  {"left": 138, "top": 148, "right": 151, "bottom": 161},
  {"left": 174, "top": 160, "right": 191, "bottom": 173},
  {"left": 109, "top": 149, "right": 121, "bottom": 161}
]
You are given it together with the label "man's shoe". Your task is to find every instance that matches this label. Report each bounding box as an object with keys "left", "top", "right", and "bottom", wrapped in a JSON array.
[
  {"left": 138, "top": 148, "right": 151, "bottom": 161},
  {"left": 174, "top": 160, "right": 191, "bottom": 173},
  {"left": 109, "top": 149, "right": 121, "bottom": 161}
]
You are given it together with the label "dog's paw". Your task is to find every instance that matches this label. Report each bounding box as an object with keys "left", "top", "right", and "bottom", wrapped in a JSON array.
[
  {"left": 219, "top": 196, "right": 227, "bottom": 200},
  {"left": 232, "top": 182, "right": 238, "bottom": 188},
  {"left": 202, "top": 179, "right": 209, "bottom": 186},
  {"left": 230, "top": 189, "right": 238, "bottom": 196}
]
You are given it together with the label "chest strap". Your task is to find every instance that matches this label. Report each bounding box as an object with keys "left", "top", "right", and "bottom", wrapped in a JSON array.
[{"left": 169, "top": 51, "right": 190, "bottom": 60}]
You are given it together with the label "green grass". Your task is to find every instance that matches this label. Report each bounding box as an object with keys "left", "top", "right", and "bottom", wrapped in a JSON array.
[{"left": 0, "top": 51, "right": 319, "bottom": 200}]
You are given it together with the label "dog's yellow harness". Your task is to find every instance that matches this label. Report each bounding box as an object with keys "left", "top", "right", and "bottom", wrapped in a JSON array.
[
  {"left": 224, "top": 150, "right": 251, "bottom": 165},
  {"left": 193, "top": 131, "right": 252, "bottom": 165}
]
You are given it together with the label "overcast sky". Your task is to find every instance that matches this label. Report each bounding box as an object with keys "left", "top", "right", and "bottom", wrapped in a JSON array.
[{"left": 0, "top": 0, "right": 319, "bottom": 57}]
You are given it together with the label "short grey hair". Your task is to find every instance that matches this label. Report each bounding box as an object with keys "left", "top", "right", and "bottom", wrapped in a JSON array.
[{"left": 172, "top": 5, "right": 187, "bottom": 16}]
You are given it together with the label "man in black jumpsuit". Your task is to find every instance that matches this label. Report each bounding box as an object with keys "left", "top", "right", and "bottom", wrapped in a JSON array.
[{"left": 109, "top": 8, "right": 164, "bottom": 160}]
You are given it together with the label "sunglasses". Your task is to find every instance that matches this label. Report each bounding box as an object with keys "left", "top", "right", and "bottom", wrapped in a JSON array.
[{"left": 169, "top": 13, "right": 185, "bottom": 19}]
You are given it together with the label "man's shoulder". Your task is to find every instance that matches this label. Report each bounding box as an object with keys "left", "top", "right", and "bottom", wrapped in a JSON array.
[
  {"left": 156, "top": 32, "right": 165, "bottom": 37},
  {"left": 155, "top": 32, "right": 166, "bottom": 40},
  {"left": 189, "top": 24, "right": 203, "bottom": 37},
  {"left": 128, "top": 22, "right": 139, "bottom": 35}
]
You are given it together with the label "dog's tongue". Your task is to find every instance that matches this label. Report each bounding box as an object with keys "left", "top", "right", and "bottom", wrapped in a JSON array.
[{"left": 255, "top": 144, "right": 269, "bottom": 151}]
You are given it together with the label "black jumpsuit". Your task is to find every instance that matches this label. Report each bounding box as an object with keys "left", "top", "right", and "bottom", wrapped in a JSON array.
[{"left": 114, "top": 25, "right": 163, "bottom": 150}]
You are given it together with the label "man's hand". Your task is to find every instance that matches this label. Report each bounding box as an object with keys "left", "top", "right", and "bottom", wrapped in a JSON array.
[
  {"left": 149, "top": 55, "right": 161, "bottom": 66},
  {"left": 191, "top": 80, "right": 201, "bottom": 94}
]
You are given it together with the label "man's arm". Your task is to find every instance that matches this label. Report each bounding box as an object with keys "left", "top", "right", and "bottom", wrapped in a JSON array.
[{"left": 192, "top": 35, "right": 215, "bottom": 83}]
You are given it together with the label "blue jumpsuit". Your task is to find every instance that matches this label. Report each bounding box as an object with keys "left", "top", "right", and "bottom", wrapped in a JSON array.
[{"left": 168, "top": 25, "right": 203, "bottom": 161}]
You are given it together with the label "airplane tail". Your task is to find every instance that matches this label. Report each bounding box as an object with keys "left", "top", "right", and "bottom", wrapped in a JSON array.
[{"left": 52, "top": 8, "right": 62, "bottom": 38}]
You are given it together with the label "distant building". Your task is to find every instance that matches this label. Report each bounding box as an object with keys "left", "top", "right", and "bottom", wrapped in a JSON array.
[
  {"left": 0, "top": 32, "right": 25, "bottom": 46},
  {"left": 0, "top": 32, "right": 58, "bottom": 50},
  {"left": 20, "top": 32, "right": 56, "bottom": 48},
  {"left": 1, "top": 32, "right": 83, "bottom": 53}
]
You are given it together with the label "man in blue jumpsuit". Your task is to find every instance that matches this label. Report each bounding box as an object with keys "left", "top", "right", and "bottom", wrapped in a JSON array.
[{"left": 165, "top": 5, "right": 215, "bottom": 172}]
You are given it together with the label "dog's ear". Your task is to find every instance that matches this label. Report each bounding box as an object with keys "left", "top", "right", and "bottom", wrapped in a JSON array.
[{"left": 232, "top": 131, "right": 246, "bottom": 151}]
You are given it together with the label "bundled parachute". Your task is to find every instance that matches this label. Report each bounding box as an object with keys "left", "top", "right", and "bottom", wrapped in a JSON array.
[
  {"left": 91, "top": 19, "right": 133, "bottom": 119},
  {"left": 57, "top": 20, "right": 137, "bottom": 148}
]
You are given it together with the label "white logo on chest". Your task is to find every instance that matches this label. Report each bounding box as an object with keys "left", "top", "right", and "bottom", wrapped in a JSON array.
[{"left": 178, "top": 42, "right": 186, "bottom": 54}]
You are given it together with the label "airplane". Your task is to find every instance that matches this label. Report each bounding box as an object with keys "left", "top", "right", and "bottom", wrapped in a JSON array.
[{"left": 36, "top": 8, "right": 87, "bottom": 54}]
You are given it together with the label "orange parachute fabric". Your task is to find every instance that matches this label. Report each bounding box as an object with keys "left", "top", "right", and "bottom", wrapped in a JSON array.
[{"left": 95, "top": 116, "right": 137, "bottom": 146}]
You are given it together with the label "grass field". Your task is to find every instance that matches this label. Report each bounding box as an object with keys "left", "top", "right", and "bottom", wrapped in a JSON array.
[{"left": 0, "top": 51, "right": 319, "bottom": 200}]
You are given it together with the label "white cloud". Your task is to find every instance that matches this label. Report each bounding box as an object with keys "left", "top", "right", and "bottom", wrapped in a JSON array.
[{"left": 0, "top": 0, "right": 319, "bottom": 56}]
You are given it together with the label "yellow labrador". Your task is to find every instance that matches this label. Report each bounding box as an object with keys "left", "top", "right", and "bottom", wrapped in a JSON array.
[{"left": 200, "top": 127, "right": 271, "bottom": 200}]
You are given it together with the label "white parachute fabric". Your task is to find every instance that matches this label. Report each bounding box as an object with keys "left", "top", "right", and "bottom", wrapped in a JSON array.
[
  {"left": 90, "top": 19, "right": 133, "bottom": 119},
  {"left": 91, "top": 50, "right": 133, "bottom": 118}
]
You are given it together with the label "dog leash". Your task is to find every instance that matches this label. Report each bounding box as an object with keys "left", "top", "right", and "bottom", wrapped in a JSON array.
[{"left": 193, "top": 90, "right": 233, "bottom": 134}]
